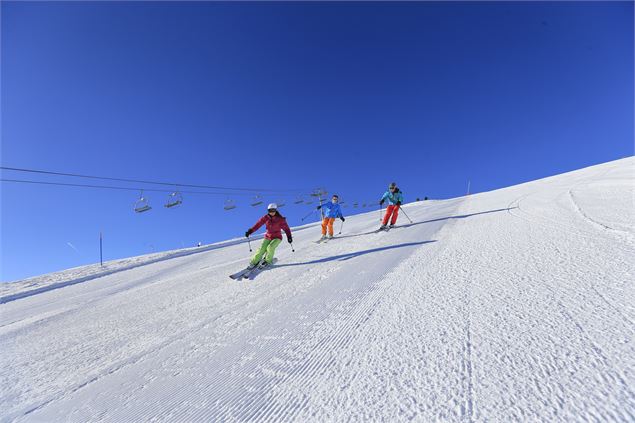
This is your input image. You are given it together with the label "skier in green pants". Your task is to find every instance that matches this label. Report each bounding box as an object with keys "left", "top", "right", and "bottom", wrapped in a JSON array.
[{"left": 245, "top": 203, "right": 293, "bottom": 268}]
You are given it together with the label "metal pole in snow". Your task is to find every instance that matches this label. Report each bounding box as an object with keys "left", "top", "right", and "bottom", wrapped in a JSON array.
[
  {"left": 467, "top": 180, "right": 471, "bottom": 196},
  {"left": 99, "top": 232, "right": 103, "bottom": 267},
  {"left": 316, "top": 188, "right": 327, "bottom": 220}
]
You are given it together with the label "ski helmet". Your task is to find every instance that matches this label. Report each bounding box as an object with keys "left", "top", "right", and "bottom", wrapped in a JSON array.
[
  {"left": 389, "top": 182, "right": 397, "bottom": 189},
  {"left": 267, "top": 203, "right": 278, "bottom": 210}
]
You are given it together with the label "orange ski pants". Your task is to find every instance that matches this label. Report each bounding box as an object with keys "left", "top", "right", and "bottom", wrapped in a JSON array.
[{"left": 321, "top": 217, "right": 336, "bottom": 236}]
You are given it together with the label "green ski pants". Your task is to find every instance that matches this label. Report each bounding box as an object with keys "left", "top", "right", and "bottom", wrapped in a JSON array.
[{"left": 250, "top": 238, "right": 282, "bottom": 265}]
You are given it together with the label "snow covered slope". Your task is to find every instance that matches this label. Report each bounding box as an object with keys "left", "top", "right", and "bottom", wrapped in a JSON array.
[{"left": 2, "top": 157, "right": 634, "bottom": 422}]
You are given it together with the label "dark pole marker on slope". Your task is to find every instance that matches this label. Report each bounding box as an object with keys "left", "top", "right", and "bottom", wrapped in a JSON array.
[{"left": 99, "top": 232, "right": 103, "bottom": 267}]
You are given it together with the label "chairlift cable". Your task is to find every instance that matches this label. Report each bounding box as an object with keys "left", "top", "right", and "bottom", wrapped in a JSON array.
[
  {"left": 0, "top": 166, "right": 307, "bottom": 193},
  {"left": 0, "top": 178, "right": 291, "bottom": 197}
]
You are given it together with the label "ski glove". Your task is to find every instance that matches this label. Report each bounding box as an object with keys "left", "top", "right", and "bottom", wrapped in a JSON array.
[
  {"left": 287, "top": 236, "right": 293, "bottom": 243},
  {"left": 316, "top": 205, "right": 322, "bottom": 210},
  {"left": 340, "top": 217, "right": 345, "bottom": 222},
  {"left": 245, "top": 229, "right": 253, "bottom": 237},
  {"left": 379, "top": 200, "right": 385, "bottom": 206},
  {"left": 396, "top": 201, "right": 401, "bottom": 206}
]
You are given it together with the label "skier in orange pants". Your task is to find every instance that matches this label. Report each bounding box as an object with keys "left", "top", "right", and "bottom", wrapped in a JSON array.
[{"left": 316, "top": 195, "right": 345, "bottom": 241}]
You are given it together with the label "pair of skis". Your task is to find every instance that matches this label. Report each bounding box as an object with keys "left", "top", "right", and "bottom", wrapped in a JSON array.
[
  {"left": 315, "top": 236, "right": 336, "bottom": 244},
  {"left": 375, "top": 225, "right": 396, "bottom": 233},
  {"left": 229, "top": 258, "right": 278, "bottom": 280}
]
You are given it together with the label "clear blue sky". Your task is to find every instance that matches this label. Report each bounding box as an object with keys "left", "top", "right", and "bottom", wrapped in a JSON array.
[{"left": 1, "top": 1, "right": 633, "bottom": 282}]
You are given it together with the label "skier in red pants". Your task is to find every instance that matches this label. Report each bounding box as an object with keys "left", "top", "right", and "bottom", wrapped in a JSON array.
[{"left": 379, "top": 182, "right": 404, "bottom": 230}]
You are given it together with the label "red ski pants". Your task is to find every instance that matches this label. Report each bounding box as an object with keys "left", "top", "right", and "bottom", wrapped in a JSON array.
[{"left": 382, "top": 205, "right": 400, "bottom": 226}]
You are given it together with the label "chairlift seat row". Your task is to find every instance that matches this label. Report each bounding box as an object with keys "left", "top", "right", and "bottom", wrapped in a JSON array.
[{"left": 135, "top": 191, "right": 184, "bottom": 213}]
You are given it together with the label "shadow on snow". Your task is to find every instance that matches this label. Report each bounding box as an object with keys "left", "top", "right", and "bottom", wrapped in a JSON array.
[
  {"left": 277, "top": 240, "right": 437, "bottom": 267},
  {"left": 397, "top": 207, "right": 515, "bottom": 229},
  {"left": 337, "top": 207, "right": 515, "bottom": 240}
]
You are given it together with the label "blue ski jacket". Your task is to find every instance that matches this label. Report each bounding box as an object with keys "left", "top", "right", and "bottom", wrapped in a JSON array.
[
  {"left": 320, "top": 202, "right": 344, "bottom": 218},
  {"left": 381, "top": 189, "right": 404, "bottom": 205}
]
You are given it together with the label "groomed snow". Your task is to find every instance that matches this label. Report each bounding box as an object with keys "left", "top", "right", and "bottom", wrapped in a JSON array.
[{"left": 1, "top": 157, "right": 634, "bottom": 422}]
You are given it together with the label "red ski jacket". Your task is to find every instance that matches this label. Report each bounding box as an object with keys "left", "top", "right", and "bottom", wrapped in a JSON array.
[{"left": 250, "top": 213, "right": 292, "bottom": 240}]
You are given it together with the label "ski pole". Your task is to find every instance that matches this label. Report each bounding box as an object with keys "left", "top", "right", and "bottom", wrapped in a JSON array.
[
  {"left": 247, "top": 236, "right": 252, "bottom": 252},
  {"left": 379, "top": 204, "right": 383, "bottom": 222},
  {"left": 399, "top": 206, "right": 414, "bottom": 224},
  {"left": 301, "top": 209, "right": 315, "bottom": 222},
  {"left": 338, "top": 220, "right": 344, "bottom": 235},
  {"left": 290, "top": 241, "right": 295, "bottom": 252}
]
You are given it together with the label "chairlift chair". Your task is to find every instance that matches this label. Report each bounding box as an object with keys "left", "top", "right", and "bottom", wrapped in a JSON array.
[
  {"left": 134, "top": 192, "right": 152, "bottom": 213},
  {"left": 277, "top": 201, "right": 286, "bottom": 208},
  {"left": 250, "top": 195, "right": 263, "bottom": 207},
  {"left": 165, "top": 191, "right": 183, "bottom": 208},
  {"left": 294, "top": 196, "right": 304, "bottom": 204},
  {"left": 353, "top": 202, "right": 359, "bottom": 208},
  {"left": 224, "top": 199, "right": 237, "bottom": 210}
]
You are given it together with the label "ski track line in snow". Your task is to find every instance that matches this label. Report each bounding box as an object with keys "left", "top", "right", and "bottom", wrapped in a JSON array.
[
  {"left": 503, "top": 168, "right": 635, "bottom": 329},
  {"left": 506, "top": 167, "right": 634, "bottom": 253},
  {"left": 567, "top": 187, "right": 634, "bottom": 238},
  {"left": 459, "top": 216, "right": 476, "bottom": 423},
  {"left": 509, "top": 191, "right": 634, "bottom": 254},
  {"left": 506, "top": 193, "right": 635, "bottom": 329}
]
